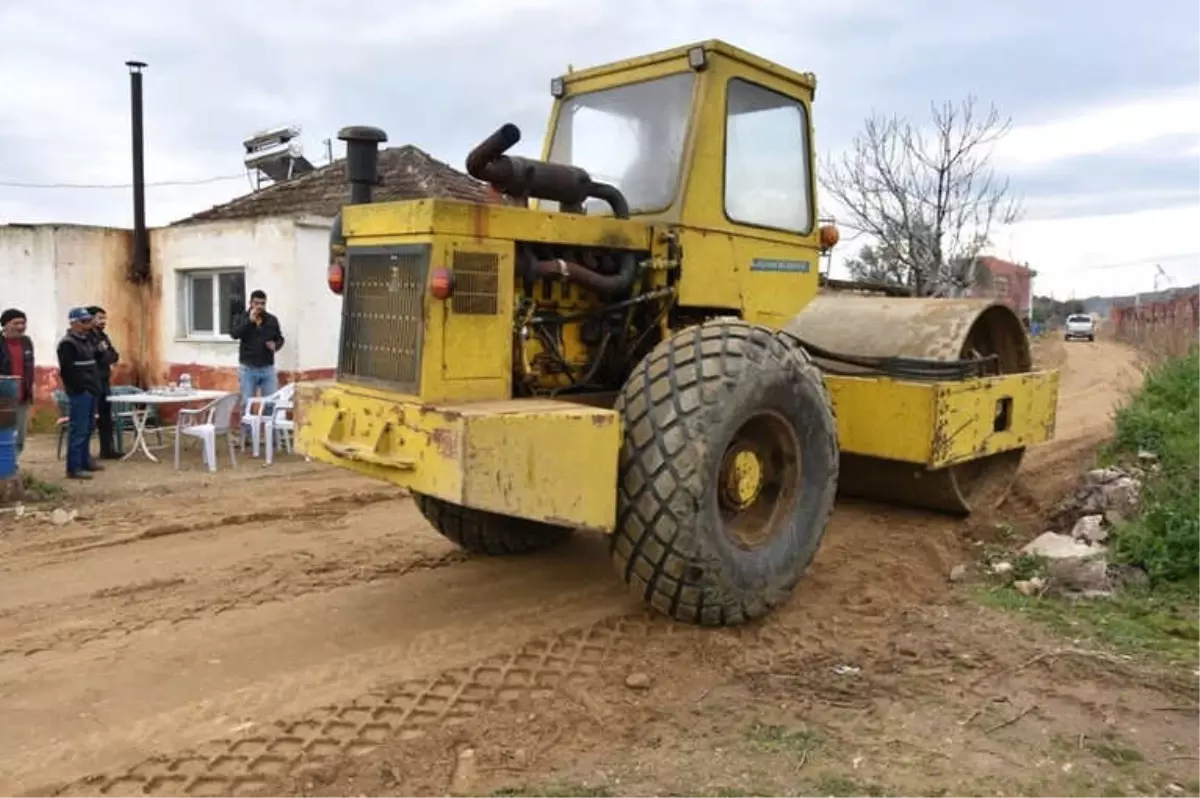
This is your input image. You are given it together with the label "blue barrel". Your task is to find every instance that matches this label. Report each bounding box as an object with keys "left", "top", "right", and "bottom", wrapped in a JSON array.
[{"left": 0, "top": 376, "right": 18, "bottom": 480}]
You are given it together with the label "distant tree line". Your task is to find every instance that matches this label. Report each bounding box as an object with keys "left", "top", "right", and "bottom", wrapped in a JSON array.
[{"left": 1032, "top": 296, "right": 1086, "bottom": 325}]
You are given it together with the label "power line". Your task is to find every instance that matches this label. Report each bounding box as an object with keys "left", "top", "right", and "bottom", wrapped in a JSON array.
[{"left": 0, "top": 174, "right": 245, "bottom": 189}]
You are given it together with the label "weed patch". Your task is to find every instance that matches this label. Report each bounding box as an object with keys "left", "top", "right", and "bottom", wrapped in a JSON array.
[
  {"left": 20, "top": 471, "right": 65, "bottom": 503},
  {"left": 1104, "top": 348, "right": 1199, "bottom": 586},
  {"left": 743, "top": 721, "right": 822, "bottom": 755},
  {"left": 493, "top": 784, "right": 612, "bottom": 797},
  {"left": 983, "top": 349, "right": 1199, "bottom": 663},
  {"left": 1087, "top": 734, "right": 1145, "bottom": 767},
  {"left": 976, "top": 584, "right": 1199, "bottom": 665}
]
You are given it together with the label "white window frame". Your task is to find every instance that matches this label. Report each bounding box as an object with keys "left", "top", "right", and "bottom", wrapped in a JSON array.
[{"left": 178, "top": 267, "right": 246, "bottom": 341}]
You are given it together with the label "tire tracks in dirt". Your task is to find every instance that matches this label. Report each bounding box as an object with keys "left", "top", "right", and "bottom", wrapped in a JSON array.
[
  {"left": 0, "top": 547, "right": 468, "bottom": 662},
  {"left": 28, "top": 501, "right": 964, "bottom": 798},
  {"left": 1, "top": 533, "right": 631, "bottom": 794},
  {"left": 0, "top": 489, "right": 448, "bottom": 663},
  {"left": 45, "top": 613, "right": 681, "bottom": 798},
  {"left": 9, "top": 340, "right": 1145, "bottom": 797},
  {"left": 44, "top": 582, "right": 1098, "bottom": 798},
  {"left": 1, "top": 490, "right": 403, "bottom": 562}
]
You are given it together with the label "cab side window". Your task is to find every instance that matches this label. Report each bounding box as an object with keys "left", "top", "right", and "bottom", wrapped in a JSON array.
[{"left": 723, "top": 79, "right": 813, "bottom": 234}]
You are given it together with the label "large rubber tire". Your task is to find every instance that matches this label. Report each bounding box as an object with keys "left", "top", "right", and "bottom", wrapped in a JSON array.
[
  {"left": 413, "top": 493, "right": 571, "bottom": 555},
  {"left": 611, "top": 320, "right": 840, "bottom": 627}
]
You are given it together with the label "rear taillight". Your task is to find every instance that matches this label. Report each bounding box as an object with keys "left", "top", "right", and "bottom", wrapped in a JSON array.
[
  {"left": 327, "top": 260, "right": 345, "bottom": 295},
  {"left": 430, "top": 266, "right": 454, "bottom": 300}
]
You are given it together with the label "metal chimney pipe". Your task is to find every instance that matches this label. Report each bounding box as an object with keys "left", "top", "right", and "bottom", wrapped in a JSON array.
[
  {"left": 337, "top": 126, "right": 388, "bottom": 204},
  {"left": 126, "top": 60, "right": 149, "bottom": 282}
]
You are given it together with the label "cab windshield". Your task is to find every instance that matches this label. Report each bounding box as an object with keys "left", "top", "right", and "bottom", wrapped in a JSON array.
[{"left": 546, "top": 72, "right": 695, "bottom": 215}]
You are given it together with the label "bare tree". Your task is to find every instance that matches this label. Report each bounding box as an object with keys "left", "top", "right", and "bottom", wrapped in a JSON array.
[
  {"left": 845, "top": 242, "right": 905, "bottom": 286},
  {"left": 821, "top": 96, "right": 1021, "bottom": 296},
  {"left": 844, "top": 217, "right": 936, "bottom": 289}
]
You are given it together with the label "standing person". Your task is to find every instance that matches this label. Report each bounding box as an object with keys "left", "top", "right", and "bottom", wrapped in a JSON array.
[
  {"left": 0, "top": 308, "right": 35, "bottom": 455},
  {"left": 230, "top": 289, "right": 285, "bottom": 440},
  {"left": 86, "top": 305, "right": 121, "bottom": 460},
  {"left": 56, "top": 307, "right": 104, "bottom": 479}
]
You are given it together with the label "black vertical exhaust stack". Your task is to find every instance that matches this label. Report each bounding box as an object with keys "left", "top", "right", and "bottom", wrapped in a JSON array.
[
  {"left": 337, "top": 126, "right": 388, "bottom": 204},
  {"left": 126, "top": 60, "right": 150, "bottom": 282}
]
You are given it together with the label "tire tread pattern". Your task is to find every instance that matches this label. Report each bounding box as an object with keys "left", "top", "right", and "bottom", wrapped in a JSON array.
[
  {"left": 611, "top": 319, "right": 839, "bottom": 627},
  {"left": 51, "top": 614, "right": 680, "bottom": 797},
  {"left": 414, "top": 494, "right": 570, "bottom": 556}
]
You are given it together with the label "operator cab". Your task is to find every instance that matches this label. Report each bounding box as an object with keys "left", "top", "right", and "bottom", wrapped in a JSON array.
[
  {"left": 538, "top": 41, "right": 827, "bottom": 243},
  {"left": 535, "top": 40, "right": 835, "bottom": 323}
]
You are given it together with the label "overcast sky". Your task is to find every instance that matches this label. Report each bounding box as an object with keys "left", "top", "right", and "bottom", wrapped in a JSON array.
[{"left": 1, "top": 0, "right": 1196, "bottom": 299}]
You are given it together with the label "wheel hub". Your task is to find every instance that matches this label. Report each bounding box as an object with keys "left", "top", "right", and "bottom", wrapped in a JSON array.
[
  {"left": 719, "top": 444, "right": 765, "bottom": 511},
  {"left": 717, "top": 410, "right": 803, "bottom": 552}
]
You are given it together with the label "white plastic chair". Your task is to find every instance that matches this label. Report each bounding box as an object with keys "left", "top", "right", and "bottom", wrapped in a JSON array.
[
  {"left": 175, "top": 393, "right": 241, "bottom": 472},
  {"left": 264, "top": 397, "right": 295, "bottom": 465},
  {"left": 241, "top": 382, "right": 295, "bottom": 457}
]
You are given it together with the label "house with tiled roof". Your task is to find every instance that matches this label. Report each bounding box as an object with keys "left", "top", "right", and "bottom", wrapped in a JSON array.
[
  {"left": 173, "top": 145, "right": 494, "bottom": 225},
  {"left": 0, "top": 144, "right": 499, "bottom": 422},
  {"left": 148, "top": 145, "right": 498, "bottom": 396}
]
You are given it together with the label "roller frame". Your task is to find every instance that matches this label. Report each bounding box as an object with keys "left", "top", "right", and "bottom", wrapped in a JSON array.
[{"left": 785, "top": 294, "right": 1057, "bottom": 515}]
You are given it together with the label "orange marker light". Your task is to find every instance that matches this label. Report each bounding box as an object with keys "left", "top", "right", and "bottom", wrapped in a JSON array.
[
  {"left": 819, "top": 223, "right": 840, "bottom": 251},
  {"left": 327, "top": 261, "right": 345, "bottom": 295},
  {"left": 430, "top": 267, "right": 454, "bottom": 300}
]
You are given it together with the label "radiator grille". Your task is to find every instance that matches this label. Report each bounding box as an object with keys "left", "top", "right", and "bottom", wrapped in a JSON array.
[
  {"left": 450, "top": 251, "right": 500, "bottom": 315},
  {"left": 337, "top": 245, "right": 429, "bottom": 393}
]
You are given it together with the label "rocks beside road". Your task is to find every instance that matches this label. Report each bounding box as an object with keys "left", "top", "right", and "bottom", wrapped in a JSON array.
[{"left": 958, "top": 457, "right": 1156, "bottom": 600}]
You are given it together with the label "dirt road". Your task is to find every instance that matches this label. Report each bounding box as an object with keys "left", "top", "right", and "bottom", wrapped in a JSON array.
[
  {"left": 1029, "top": 332, "right": 1142, "bottom": 447},
  {"left": 2, "top": 337, "right": 1186, "bottom": 797}
]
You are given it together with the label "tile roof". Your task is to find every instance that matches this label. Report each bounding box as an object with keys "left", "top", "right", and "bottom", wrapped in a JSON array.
[{"left": 172, "top": 145, "right": 494, "bottom": 225}]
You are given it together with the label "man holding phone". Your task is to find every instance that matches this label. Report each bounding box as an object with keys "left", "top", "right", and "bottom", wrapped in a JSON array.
[
  {"left": 230, "top": 289, "right": 285, "bottom": 440},
  {"left": 86, "top": 305, "right": 121, "bottom": 459}
]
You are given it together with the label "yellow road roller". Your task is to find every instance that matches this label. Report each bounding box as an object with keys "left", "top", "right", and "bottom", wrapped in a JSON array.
[{"left": 296, "top": 40, "right": 1060, "bottom": 626}]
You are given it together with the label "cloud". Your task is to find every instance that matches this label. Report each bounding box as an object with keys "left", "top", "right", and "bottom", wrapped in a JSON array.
[
  {"left": 0, "top": 0, "right": 876, "bottom": 226},
  {"left": 0, "top": 0, "right": 1196, "bottom": 303},
  {"left": 1011, "top": 144, "right": 1199, "bottom": 220},
  {"left": 993, "top": 204, "right": 1200, "bottom": 299},
  {"left": 994, "top": 87, "right": 1200, "bottom": 169},
  {"left": 990, "top": 89, "right": 1200, "bottom": 297}
]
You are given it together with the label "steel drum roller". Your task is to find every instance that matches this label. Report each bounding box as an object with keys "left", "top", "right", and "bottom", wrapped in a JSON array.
[{"left": 786, "top": 295, "right": 1033, "bottom": 515}]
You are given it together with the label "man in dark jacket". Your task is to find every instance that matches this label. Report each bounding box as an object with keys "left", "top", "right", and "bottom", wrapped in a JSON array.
[
  {"left": 230, "top": 289, "right": 285, "bottom": 440},
  {"left": 86, "top": 305, "right": 121, "bottom": 459},
  {"left": 57, "top": 307, "right": 104, "bottom": 479},
  {"left": 0, "top": 308, "right": 35, "bottom": 454}
]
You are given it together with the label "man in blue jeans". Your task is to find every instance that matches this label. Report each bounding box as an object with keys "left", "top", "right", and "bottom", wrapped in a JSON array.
[
  {"left": 0, "top": 308, "right": 35, "bottom": 456},
  {"left": 56, "top": 307, "right": 104, "bottom": 479},
  {"left": 230, "top": 289, "right": 285, "bottom": 442}
]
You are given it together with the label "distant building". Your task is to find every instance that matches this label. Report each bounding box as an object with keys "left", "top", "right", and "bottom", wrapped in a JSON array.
[{"left": 973, "top": 256, "right": 1035, "bottom": 315}]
